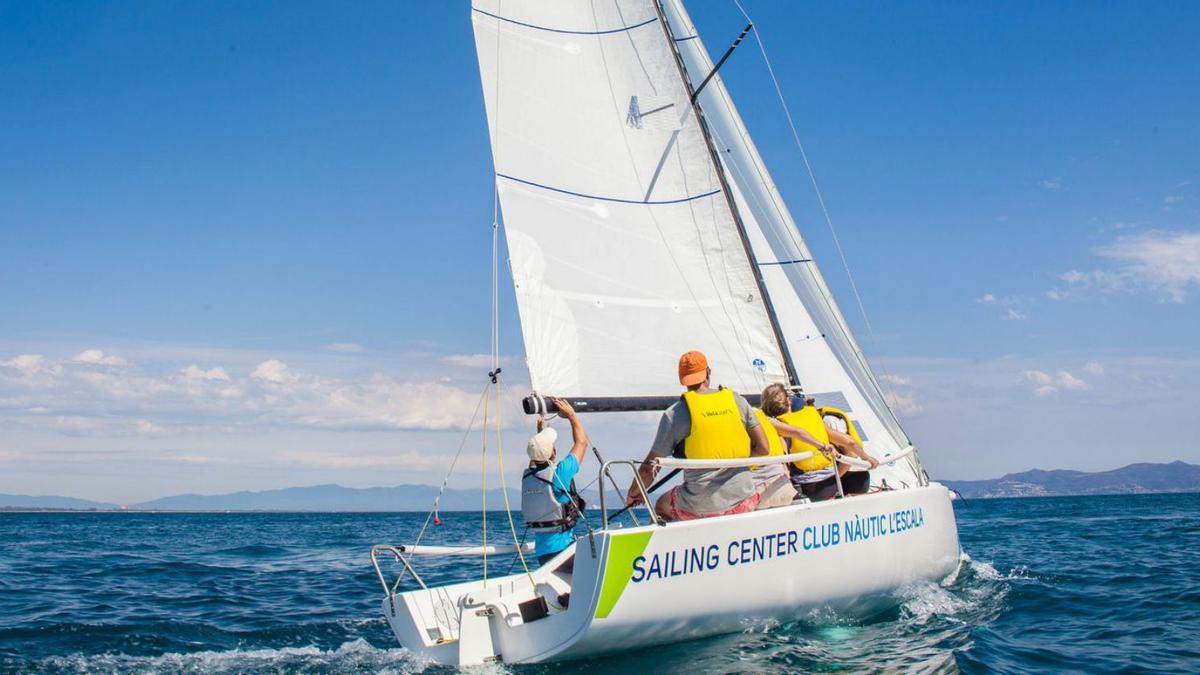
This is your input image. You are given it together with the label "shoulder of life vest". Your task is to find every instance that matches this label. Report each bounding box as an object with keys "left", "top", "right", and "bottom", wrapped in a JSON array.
[
  {"left": 818, "top": 406, "right": 863, "bottom": 443},
  {"left": 681, "top": 388, "right": 751, "bottom": 460},
  {"left": 520, "top": 463, "right": 580, "bottom": 533},
  {"left": 777, "top": 405, "right": 833, "bottom": 472},
  {"left": 752, "top": 409, "right": 786, "bottom": 457}
]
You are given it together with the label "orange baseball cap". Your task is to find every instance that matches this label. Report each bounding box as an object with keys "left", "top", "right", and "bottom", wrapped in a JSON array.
[{"left": 678, "top": 350, "right": 708, "bottom": 386}]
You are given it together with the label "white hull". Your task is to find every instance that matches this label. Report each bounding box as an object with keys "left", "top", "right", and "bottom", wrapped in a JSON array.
[{"left": 380, "top": 484, "right": 960, "bottom": 665}]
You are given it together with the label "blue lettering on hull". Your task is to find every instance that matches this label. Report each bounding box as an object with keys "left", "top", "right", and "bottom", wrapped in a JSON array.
[{"left": 629, "top": 507, "right": 926, "bottom": 584}]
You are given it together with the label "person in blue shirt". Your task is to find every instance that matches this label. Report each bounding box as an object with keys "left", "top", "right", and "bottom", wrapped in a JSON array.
[{"left": 521, "top": 399, "right": 588, "bottom": 570}]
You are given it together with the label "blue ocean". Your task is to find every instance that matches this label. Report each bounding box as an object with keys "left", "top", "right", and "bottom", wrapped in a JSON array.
[{"left": 2, "top": 493, "right": 1197, "bottom": 673}]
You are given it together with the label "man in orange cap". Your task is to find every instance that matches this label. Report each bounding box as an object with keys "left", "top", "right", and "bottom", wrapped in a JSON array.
[{"left": 625, "top": 350, "right": 770, "bottom": 521}]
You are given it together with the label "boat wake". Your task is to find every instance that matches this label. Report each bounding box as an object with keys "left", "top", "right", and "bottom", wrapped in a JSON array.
[
  {"left": 11, "top": 553, "right": 1018, "bottom": 674},
  {"left": 27, "top": 639, "right": 430, "bottom": 675},
  {"left": 898, "top": 553, "right": 1026, "bottom": 623}
]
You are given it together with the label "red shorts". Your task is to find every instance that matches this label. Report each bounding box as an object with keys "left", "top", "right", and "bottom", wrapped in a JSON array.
[{"left": 664, "top": 487, "right": 760, "bottom": 521}]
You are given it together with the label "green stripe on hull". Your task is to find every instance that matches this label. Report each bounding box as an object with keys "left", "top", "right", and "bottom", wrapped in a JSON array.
[{"left": 594, "top": 530, "right": 654, "bottom": 619}]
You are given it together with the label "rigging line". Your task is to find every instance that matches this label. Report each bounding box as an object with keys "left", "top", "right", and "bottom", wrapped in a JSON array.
[
  {"left": 492, "top": 200, "right": 500, "bottom": 371},
  {"left": 472, "top": 8, "right": 657, "bottom": 36},
  {"left": 491, "top": 0, "right": 503, "bottom": 376},
  {"left": 481, "top": 381, "right": 490, "bottom": 586},
  {"left": 496, "top": 173, "right": 720, "bottom": 205},
  {"left": 409, "top": 383, "right": 491, "bottom": 552},
  {"left": 480, "top": 2, "right": 501, "bottom": 589},
  {"left": 402, "top": 382, "right": 491, "bottom": 606},
  {"left": 731, "top": 0, "right": 908, "bottom": 429},
  {"left": 492, "top": 375, "right": 536, "bottom": 589}
]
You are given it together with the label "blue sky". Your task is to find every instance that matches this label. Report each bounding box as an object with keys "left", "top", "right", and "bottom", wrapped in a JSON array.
[{"left": 1, "top": 1, "right": 1197, "bottom": 502}]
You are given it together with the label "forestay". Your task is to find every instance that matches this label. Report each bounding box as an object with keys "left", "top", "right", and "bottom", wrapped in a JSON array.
[
  {"left": 660, "top": 0, "right": 918, "bottom": 477},
  {"left": 472, "top": 0, "right": 789, "bottom": 399}
]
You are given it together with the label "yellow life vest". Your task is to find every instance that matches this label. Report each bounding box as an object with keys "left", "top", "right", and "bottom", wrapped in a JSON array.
[
  {"left": 819, "top": 406, "right": 862, "bottom": 443},
  {"left": 681, "top": 388, "right": 751, "bottom": 460},
  {"left": 778, "top": 406, "right": 832, "bottom": 472},
  {"left": 753, "top": 409, "right": 786, "bottom": 457}
]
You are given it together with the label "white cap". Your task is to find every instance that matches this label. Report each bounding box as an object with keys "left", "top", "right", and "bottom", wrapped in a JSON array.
[{"left": 526, "top": 427, "right": 557, "bottom": 462}]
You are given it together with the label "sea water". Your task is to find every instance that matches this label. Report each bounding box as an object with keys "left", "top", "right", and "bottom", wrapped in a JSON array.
[{"left": 1, "top": 493, "right": 1197, "bottom": 673}]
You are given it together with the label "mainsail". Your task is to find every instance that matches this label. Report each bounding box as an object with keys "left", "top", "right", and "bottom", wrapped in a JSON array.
[
  {"left": 472, "top": 0, "right": 919, "bottom": 479},
  {"left": 471, "top": 0, "right": 789, "bottom": 400}
]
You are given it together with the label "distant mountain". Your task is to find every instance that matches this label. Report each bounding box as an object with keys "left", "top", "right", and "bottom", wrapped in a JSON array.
[
  {"left": 7, "top": 461, "right": 1196, "bottom": 511},
  {"left": 943, "top": 461, "right": 1200, "bottom": 498},
  {"left": 130, "top": 484, "right": 521, "bottom": 512},
  {"left": 0, "top": 494, "right": 118, "bottom": 510}
]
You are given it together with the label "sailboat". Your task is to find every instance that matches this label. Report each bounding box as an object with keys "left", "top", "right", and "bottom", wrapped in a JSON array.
[{"left": 370, "top": 0, "right": 961, "bottom": 665}]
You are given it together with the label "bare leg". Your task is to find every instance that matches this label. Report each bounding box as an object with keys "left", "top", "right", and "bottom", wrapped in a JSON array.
[{"left": 654, "top": 492, "right": 674, "bottom": 522}]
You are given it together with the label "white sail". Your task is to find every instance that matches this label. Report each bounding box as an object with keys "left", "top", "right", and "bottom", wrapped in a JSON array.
[
  {"left": 471, "top": 0, "right": 789, "bottom": 399},
  {"left": 660, "top": 0, "right": 919, "bottom": 478}
]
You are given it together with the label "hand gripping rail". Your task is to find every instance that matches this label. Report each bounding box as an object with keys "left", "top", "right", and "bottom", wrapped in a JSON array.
[
  {"left": 598, "top": 459, "right": 662, "bottom": 529},
  {"left": 835, "top": 445, "right": 917, "bottom": 470}
]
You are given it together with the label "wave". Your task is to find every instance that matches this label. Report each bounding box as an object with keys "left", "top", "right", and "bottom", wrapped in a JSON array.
[{"left": 28, "top": 639, "right": 431, "bottom": 675}]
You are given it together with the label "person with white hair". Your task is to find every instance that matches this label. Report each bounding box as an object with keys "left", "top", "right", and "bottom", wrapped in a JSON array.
[{"left": 521, "top": 398, "right": 589, "bottom": 568}]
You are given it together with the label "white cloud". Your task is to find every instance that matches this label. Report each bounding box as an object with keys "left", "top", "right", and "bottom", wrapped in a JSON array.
[
  {"left": 880, "top": 374, "right": 911, "bottom": 386},
  {"left": 1, "top": 348, "right": 522, "bottom": 439},
  {"left": 976, "top": 293, "right": 1018, "bottom": 306},
  {"left": 1097, "top": 230, "right": 1200, "bottom": 303},
  {"left": 1084, "top": 362, "right": 1105, "bottom": 375},
  {"left": 1048, "top": 231, "right": 1200, "bottom": 303},
  {"left": 976, "top": 294, "right": 1024, "bottom": 317},
  {"left": 868, "top": 352, "right": 1200, "bottom": 481},
  {"left": 251, "top": 359, "right": 295, "bottom": 384},
  {"left": 1163, "top": 195, "right": 1184, "bottom": 205},
  {"left": 885, "top": 391, "right": 923, "bottom": 415},
  {"left": 1055, "top": 371, "right": 1088, "bottom": 390},
  {"left": 1039, "top": 177, "right": 1064, "bottom": 192},
  {"left": 72, "top": 349, "right": 128, "bottom": 367},
  {"left": 1024, "top": 369, "right": 1087, "bottom": 396},
  {"left": 321, "top": 343, "right": 365, "bottom": 354},
  {"left": 180, "top": 365, "right": 230, "bottom": 381},
  {"left": 1, "top": 354, "right": 61, "bottom": 377}
]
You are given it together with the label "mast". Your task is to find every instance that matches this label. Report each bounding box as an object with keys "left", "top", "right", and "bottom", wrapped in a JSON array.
[{"left": 650, "top": 0, "right": 800, "bottom": 389}]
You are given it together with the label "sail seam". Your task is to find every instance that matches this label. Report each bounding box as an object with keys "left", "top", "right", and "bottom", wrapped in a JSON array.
[
  {"left": 472, "top": 9, "right": 656, "bottom": 36},
  {"left": 497, "top": 173, "right": 719, "bottom": 205}
]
